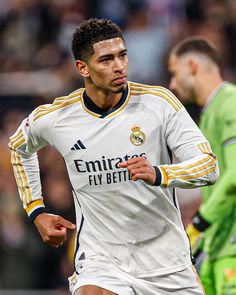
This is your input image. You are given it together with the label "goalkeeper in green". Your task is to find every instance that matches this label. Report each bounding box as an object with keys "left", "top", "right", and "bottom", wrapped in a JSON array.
[{"left": 168, "top": 37, "right": 236, "bottom": 295}]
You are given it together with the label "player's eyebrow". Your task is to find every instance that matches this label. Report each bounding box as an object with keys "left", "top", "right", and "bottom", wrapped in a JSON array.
[
  {"left": 98, "top": 54, "right": 113, "bottom": 61},
  {"left": 98, "top": 49, "right": 127, "bottom": 61},
  {"left": 120, "top": 49, "right": 128, "bottom": 54}
]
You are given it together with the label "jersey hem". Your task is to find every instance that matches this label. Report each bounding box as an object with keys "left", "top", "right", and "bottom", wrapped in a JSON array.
[
  {"left": 70, "top": 279, "right": 130, "bottom": 295},
  {"left": 123, "top": 260, "right": 192, "bottom": 277}
]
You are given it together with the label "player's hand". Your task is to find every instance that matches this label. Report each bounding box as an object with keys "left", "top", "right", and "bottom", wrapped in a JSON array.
[
  {"left": 186, "top": 223, "right": 203, "bottom": 255},
  {"left": 34, "top": 213, "right": 76, "bottom": 248},
  {"left": 119, "top": 157, "right": 156, "bottom": 185}
]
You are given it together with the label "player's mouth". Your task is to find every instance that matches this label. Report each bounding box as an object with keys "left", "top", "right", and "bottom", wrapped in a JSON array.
[{"left": 112, "top": 76, "right": 127, "bottom": 85}]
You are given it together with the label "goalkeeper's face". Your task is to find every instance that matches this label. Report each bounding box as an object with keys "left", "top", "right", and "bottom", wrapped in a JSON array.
[
  {"left": 168, "top": 54, "right": 196, "bottom": 104},
  {"left": 77, "top": 37, "right": 128, "bottom": 94}
]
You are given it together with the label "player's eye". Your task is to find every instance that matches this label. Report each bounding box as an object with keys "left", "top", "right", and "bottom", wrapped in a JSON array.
[
  {"left": 120, "top": 52, "right": 127, "bottom": 58},
  {"left": 100, "top": 57, "right": 112, "bottom": 63}
]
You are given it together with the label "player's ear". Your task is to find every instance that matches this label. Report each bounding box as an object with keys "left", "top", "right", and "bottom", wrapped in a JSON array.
[
  {"left": 188, "top": 58, "right": 198, "bottom": 76},
  {"left": 75, "top": 60, "right": 89, "bottom": 78}
]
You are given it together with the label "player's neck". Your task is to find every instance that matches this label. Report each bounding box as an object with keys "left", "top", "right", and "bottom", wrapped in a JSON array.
[
  {"left": 85, "top": 84, "right": 124, "bottom": 110},
  {"left": 196, "top": 74, "right": 223, "bottom": 107}
]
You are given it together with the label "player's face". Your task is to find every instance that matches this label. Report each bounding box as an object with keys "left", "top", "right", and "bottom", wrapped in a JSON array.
[
  {"left": 86, "top": 37, "right": 128, "bottom": 93},
  {"left": 168, "top": 54, "right": 195, "bottom": 104}
]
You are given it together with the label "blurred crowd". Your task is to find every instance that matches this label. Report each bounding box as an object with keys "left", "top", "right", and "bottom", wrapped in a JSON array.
[{"left": 1, "top": 0, "right": 236, "bottom": 292}]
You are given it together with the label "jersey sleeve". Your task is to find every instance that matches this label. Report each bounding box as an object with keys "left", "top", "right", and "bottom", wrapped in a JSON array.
[
  {"left": 199, "top": 95, "right": 236, "bottom": 223},
  {"left": 199, "top": 142, "right": 236, "bottom": 223},
  {"left": 157, "top": 105, "right": 219, "bottom": 188},
  {"left": 8, "top": 111, "right": 51, "bottom": 221}
]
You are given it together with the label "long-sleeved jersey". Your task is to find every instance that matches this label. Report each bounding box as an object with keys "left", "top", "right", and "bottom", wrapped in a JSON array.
[
  {"left": 198, "top": 82, "right": 236, "bottom": 260},
  {"left": 9, "top": 81, "right": 218, "bottom": 276}
]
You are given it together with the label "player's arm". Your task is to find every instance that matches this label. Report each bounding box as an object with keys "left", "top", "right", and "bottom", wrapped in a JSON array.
[
  {"left": 119, "top": 148, "right": 218, "bottom": 188},
  {"left": 186, "top": 143, "right": 236, "bottom": 255},
  {"left": 120, "top": 95, "right": 219, "bottom": 188},
  {"left": 9, "top": 115, "right": 47, "bottom": 219},
  {"left": 120, "top": 113, "right": 219, "bottom": 188},
  {"left": 187, "top": 109, "right": 236, "bottom": 250},
  {"left": 121, "top": 102, "right": 218, "bottom": 188},
  {"left": 160, "top": 105, "right": 219, "bottom": 188},
  {"left": 200, "top": 142, "right": 236, "bottom": 223},
  {"left": 9, "top": 112, "right": 75, "bottom": 247},
  {"left": 157, "top": 145, "right": 218, "bottom": 188}
]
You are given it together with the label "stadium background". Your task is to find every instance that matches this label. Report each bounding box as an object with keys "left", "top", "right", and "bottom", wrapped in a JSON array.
[{"left": 0, "top": 0, "right": 235, "bottom": 294}]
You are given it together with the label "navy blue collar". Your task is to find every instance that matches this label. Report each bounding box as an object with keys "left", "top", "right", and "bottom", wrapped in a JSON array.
[{"left": 83, "top": 86, "right": 129, "bottom": 118}]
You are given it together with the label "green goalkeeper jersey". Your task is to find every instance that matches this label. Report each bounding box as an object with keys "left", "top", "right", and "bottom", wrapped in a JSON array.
[{"left": 199, "top": 82, "right": 236, "bottom": 260}]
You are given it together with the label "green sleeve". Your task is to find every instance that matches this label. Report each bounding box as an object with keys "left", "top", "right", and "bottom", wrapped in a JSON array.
[{"left": 199, "top": 142, "right": 236, "bottom": 223}]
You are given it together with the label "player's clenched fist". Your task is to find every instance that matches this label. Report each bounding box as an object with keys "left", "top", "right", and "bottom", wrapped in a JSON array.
[
  {"left": 119, "top": 157, "right": 157, "bottom": 185},
  {"left": 34, "top": 213, "right": 76, "bottom": 248}
]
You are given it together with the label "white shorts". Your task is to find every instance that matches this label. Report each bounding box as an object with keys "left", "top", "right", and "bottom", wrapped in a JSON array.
[{"left": 68, "top": 256, "right": 205, "bottom": 295}]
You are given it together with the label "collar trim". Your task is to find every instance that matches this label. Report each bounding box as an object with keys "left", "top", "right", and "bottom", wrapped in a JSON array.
[{"left": 81, "top": 84, "right": 130, "bottom": 118}]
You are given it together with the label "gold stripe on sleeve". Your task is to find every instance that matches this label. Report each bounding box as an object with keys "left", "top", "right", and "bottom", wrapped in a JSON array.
[
  {"left": 165, "top": 155, "right": 212, "bottom": 172},
  {"left": 198, "top": 143, "right": 205, "bottom": 153},
  {"left": 9, "top": 129, "right": 22, "bottom": 141},
  {"left": 197, "top": 142, "right": 216, "bottom": 158},
  {"left": 13, "top": 137, "right": 26, "bottom": 149},
  {"left": 9, "top": 131, "right": 25, "bottom": 149},
  {"left": 130, "top": 82, "right": 183, "bottom": 111},
  {"left": 169, "top": 165, "right": 216, "bottom": 181},
  {"left": 159, "top": 166, "right": 168, "bottom": 186},
  {"left": 12, "top": 131, "right": 24, "bottom": 142},
  {"left": 135, "top": 82, "right": 183, "bottom": 109},
  {"left": 25, "top": 199, "right": 44, "bottom": 215},
  {"left": 168, "top": 157, "right": 216, "bottom": 179},
  {"left": 10, "top": 148, "right": 27, "bottom": 204},
  {"left": 167, "top": 156, "right": 215, "bottom": 174},
  {"left": 15, "top": 151, "right": 32, "bottom": 203},
  {"left": 131, "top": 90, "right": 181, "bottom": 111},
  {"left": 206, "top": 142, "right": 211, "bottom": 153},
  {"left": 33, "top": 91, "right": 82, "bottom": 121},
  {"left": 9, "top": 139, "right": 33, "bottom": 204}
]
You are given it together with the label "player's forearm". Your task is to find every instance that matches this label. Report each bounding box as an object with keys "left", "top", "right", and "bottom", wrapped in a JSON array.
[
  {"left": 199, "top": 143, "right": 236, "bottom": 223},
  {"left": 199, "top": 166, "right": 236, "bottom": 224},
  {"left": 157, "top": 153, "right": 219, "bottom": 188},
  {"left": 9, "top": 115, "right": 49, "bottom": 220},
  {"left": 9, "top": 144, "right": 45, "bottom": 220},
  {"left": 187, "top": 169, "right": 235, "bottom": 249}
]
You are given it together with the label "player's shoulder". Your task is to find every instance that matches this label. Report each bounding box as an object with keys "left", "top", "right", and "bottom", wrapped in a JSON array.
[
  {"left": 128, "top": 81, "right": 183, "bottom": 112},
  {"left": 221, "top": 82, "right": 236, "bottom": 101},
  {"left": 214, "top": 83, "right": 236, "bottom": 116},
  {"left": 32, "top": 87, "right": 84, "bottom": 122}
]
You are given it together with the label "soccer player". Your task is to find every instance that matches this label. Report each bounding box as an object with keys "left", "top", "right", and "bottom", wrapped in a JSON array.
[
  {"left": 9, "top": 19, "right": 218, "bottom": 295},
  {"left": 168, "top": 36, "right": 236, "bottom": 295}
]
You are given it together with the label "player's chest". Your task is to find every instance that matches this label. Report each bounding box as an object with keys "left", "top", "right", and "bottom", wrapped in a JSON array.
[{"left": 52, "top": 110, "right": 163, "bottom": 159}]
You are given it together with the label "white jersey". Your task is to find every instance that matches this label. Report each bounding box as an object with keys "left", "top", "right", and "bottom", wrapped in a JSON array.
[{"left": 9, "top": 81, "right": 218, "bottom": 277}]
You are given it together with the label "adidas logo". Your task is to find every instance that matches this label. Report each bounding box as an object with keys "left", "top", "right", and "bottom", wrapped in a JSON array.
[{"left": 71, "top": 140, "right": 86, "bottom": 150}]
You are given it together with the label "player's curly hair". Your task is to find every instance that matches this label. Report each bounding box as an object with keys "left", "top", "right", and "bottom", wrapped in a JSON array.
[{"left": 71, "top": 18, "right": 124, "bottom": 61}]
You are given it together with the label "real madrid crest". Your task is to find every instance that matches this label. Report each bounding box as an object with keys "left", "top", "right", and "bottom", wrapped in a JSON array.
[{"left": 130, "top": 125, "right": 146, "bottom": 146}]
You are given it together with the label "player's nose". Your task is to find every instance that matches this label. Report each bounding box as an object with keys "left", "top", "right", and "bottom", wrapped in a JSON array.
[{"left": 114, "top": 57, "right": 125, "bottom": 72}]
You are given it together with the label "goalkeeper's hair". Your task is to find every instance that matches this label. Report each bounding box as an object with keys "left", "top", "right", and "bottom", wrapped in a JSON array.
[
  {"left": 170, "top": 36, "right": 221, "bottom": 68},
  {"left": 71, "top": 18, "right": 124, "bottom": 61}
]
